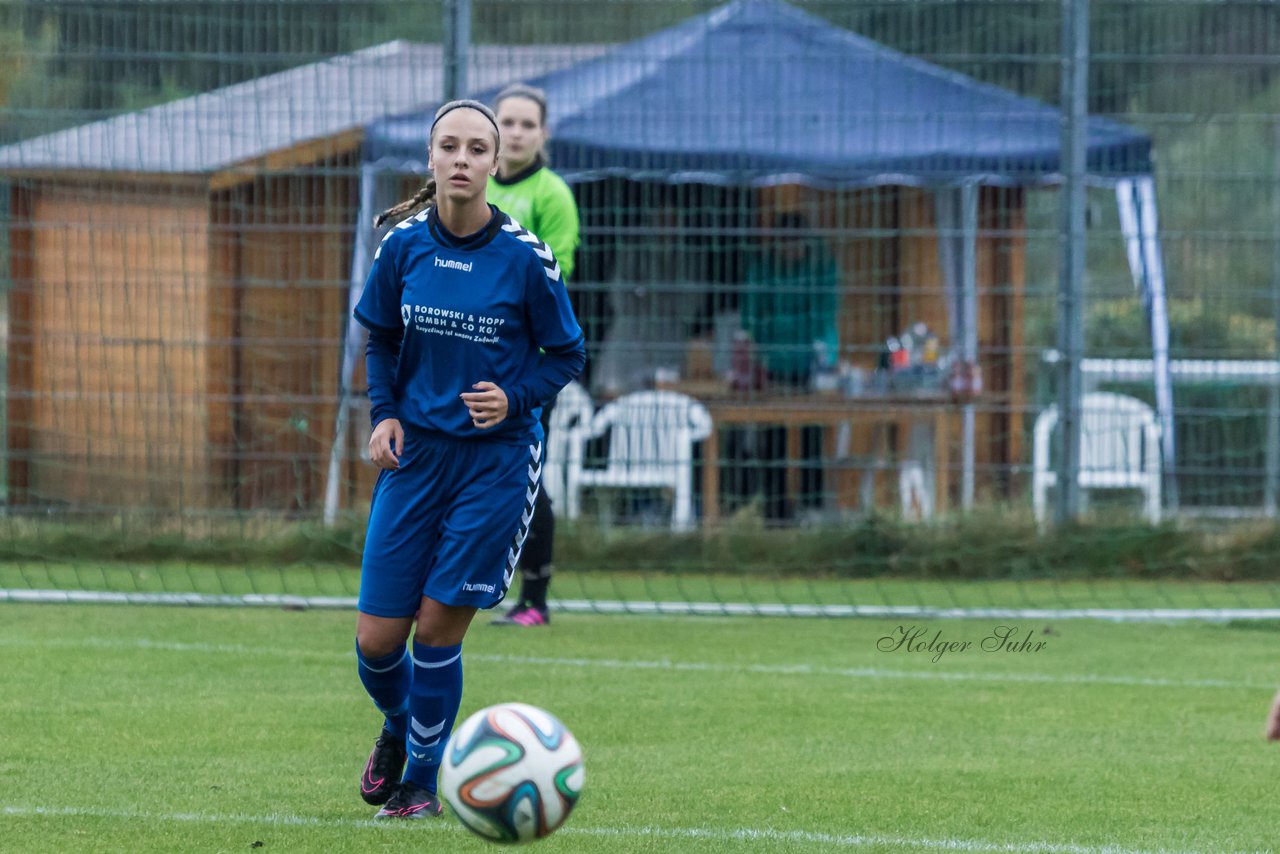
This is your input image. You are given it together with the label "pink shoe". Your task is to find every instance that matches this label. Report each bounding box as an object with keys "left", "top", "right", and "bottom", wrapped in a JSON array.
[{"left": 492, "top": 605, "right": 550, "bottom": 627}]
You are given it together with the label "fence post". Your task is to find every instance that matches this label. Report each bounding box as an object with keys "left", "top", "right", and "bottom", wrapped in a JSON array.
[
  {"left": 443, "top": 0, "right": 472, "bottom": 102},
  {"left": 1055, "top": 0, "right": 1089, "bottom": 525},
  {"left": 1268, "top": 119, "right": 1280, "bottom": 517},
  {"left": 0, "top": 180, "right": 9, "bottom": 510}
]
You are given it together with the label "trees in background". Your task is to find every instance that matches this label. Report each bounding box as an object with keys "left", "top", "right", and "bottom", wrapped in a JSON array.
[{"left": 5, "top": 1, "right": 1280, "bottom": 130}]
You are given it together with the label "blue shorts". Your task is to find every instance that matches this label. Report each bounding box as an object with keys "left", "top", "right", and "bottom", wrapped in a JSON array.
[{"left": 358, "top": 428, "right": 542, "bottom": 617}]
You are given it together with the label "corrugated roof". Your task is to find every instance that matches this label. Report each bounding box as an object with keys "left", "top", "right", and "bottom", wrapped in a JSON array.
[{"left": 0, "top": 41, "right": 604, "bottom": 175}]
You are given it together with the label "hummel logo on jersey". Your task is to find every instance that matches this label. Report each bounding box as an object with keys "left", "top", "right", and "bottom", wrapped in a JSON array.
[
  {"left": 463, "top": 581, "right": 496, "bottom": 593},
  {"left": 434, "top": 256, "right": 473, "bottom": 273}
]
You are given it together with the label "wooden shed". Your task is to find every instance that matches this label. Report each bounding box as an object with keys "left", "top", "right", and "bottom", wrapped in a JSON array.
[{"left": 1, "top": 41, "right": 600, "bottom": 513}]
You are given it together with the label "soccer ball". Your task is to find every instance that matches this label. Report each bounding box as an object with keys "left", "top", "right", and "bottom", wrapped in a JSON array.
[{"left": 440, "top": 702, "right": 584, "bottom": 844}]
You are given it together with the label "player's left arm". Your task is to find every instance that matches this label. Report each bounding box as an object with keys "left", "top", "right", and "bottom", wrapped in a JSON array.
[
  {"left": 534, "top": 177, "right": 580, "bottom": 282},
  {"left": 502, "top": 250, "right": 587, "bottom": 421}
]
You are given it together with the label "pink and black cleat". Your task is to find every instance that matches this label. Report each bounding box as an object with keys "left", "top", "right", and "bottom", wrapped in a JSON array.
[
  {"left": 491, "top": 605, "right": 550, "bottom": 627},
  {"left": 374, "top": 782, "right": 444, "bottom": 819},
  {"left": 360, "top": 728, "right": 407, "bottom": 806}
]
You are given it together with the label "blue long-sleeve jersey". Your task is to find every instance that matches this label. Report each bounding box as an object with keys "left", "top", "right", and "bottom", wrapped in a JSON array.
[{"left": 355, "top": 204, "right": 586, "bottom": 445}]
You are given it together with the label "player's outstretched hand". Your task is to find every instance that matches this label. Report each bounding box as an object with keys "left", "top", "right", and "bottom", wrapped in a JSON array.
[
  {"left": 1266, "top": 689, "right": 1280, "bottom": 741},
  {"left": 369, "top": 417, "right": 404, "bottom": 470},
  {"left": 461, "top": 382, "right": 509, "bottom": 430}
]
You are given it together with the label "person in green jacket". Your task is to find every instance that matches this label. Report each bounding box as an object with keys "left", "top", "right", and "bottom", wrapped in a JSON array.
[
  {"left": 741, "top": 211, "right": 840, "bottom": 387},
  {"left": 739, "top": 210, "right": 840, "bottom": 522},
  {"left": 487, "top": 83, "right": 581, "bottom": 627}
]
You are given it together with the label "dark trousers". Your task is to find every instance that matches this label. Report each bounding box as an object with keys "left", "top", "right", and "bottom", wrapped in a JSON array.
[
  {"left": 760, "top": 425, "right": 824, "bottom": 521},
  {"left": 726, "top": 424, "right": 824, "bottom": 522},
  {"left": 521, "top": 487, "right": 554, "bottom": 573}
]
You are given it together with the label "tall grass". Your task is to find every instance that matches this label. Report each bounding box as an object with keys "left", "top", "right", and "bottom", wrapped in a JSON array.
[{"left": 3, "top": 509, "right": 1280, "bottom": 582}]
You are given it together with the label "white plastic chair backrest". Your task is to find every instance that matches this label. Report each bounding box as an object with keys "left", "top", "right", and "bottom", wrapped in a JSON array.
[
  {"left": 1034, "top": 391, "right": 1160, "bottom": 476},
  {"left": 1079, "top": 392, "right": 1158, "bottom": 476},
  {"left": 543, "top": 380, "right": 594, "bottom": 505},
  {"left": 547, "top": 381, "right": 593, "bottom": 451},
  {"left": 588, "top": 391, "right": 713, "bottom": 477}
]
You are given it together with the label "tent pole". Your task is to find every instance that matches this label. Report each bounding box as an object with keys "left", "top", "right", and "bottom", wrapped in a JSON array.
[
  {"left": 961, "top": 182, "right": 978, "bottom": 509},
  {"left": 323, "top": 165, "right": 377, "bottom": 527},
  {"left": 1055, "top": 0, "right": 1089, "bottom": 525},
  {"left": 1137, "top": 178, "right": 1176, "bottom": 512},
  {"left": 1115, "top": 177, "right": 1176, "bottom": 515}
]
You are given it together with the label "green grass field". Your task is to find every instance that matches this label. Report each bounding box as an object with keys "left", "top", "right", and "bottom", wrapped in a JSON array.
[{"left": 1, "top": 601, "right": 1277, "bottom": 852}]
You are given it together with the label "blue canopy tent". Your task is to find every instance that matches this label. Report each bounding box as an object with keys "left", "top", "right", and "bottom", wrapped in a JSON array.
[
  {"left": 326, "top": 0, "right": 1171, "bottom": 521},
  {"left": 364, "top": 0, "right": 1151, "bottom": 184}
]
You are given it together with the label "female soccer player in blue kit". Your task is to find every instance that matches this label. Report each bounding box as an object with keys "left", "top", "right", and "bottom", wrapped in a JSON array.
[{"left": 351, "top": 99, "right": 585, "bottom": 819}]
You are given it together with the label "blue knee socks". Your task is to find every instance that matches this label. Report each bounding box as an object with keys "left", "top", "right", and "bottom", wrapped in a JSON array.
[
  {"left": 356, "top": 641, "right": 410, "bottom": 738},
  {"left": 403, "top": 641, "right": 463, "bottom": 794}
]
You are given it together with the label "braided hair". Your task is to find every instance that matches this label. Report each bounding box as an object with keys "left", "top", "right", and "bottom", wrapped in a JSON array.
[
  {"left": 374, "top": 179, "right": 437, "bottom": 228},
  {"left": 373, "top": 99, "right": 500, "bottom": 228}
]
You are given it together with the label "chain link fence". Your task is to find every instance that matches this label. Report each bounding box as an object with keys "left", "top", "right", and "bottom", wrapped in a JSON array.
[{"left": 3, "top": 2, "right": 1280, "bottom": 610}]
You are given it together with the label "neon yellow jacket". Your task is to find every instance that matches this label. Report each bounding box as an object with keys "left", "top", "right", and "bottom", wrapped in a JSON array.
[{"left": 488, "top": 159, "right": 580, "bottom": 282}]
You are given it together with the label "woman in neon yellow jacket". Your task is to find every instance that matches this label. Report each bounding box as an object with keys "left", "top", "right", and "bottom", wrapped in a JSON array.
[
  {"left": 487, "top": 83, "right": 581, "bottom": 627},
  {"left": 487, "top": 84, "right": 579, "bottom": 282}
]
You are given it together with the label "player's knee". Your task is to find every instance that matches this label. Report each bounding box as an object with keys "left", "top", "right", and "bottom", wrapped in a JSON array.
[
  {"left": 412, "top": 623, "right": 467, "bottom": 648},
  {"left": 356, "top": 625, "right": 406, "bottom": 659},
  {"left": 413, "top": 601, "right": 476, "bottom": 647}
]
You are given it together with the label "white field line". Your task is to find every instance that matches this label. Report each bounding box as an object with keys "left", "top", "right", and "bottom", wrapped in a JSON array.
[
  {"left": 0, "top": 805, "right": 1266, "bottom": 854},
  {"left": 6, "top": 588, "right": 1280, "bottom": 622},
  {"left": 474, "top": 653, "right": 1270, "bottom": 691},
  {"left": 0, "top": 635, "right": 1268, "bottom": 691}
]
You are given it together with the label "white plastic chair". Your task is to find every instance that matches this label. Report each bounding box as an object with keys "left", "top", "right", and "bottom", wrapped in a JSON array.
[
  {"left": 565, "top": 390, "right": 713, "bottom": 531},
  {"left": 541, "top": 381, "right": 594, "bottom": 509},
  {"left": 1032, "top": 391, "right": 1162, "bottom": 523}
]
